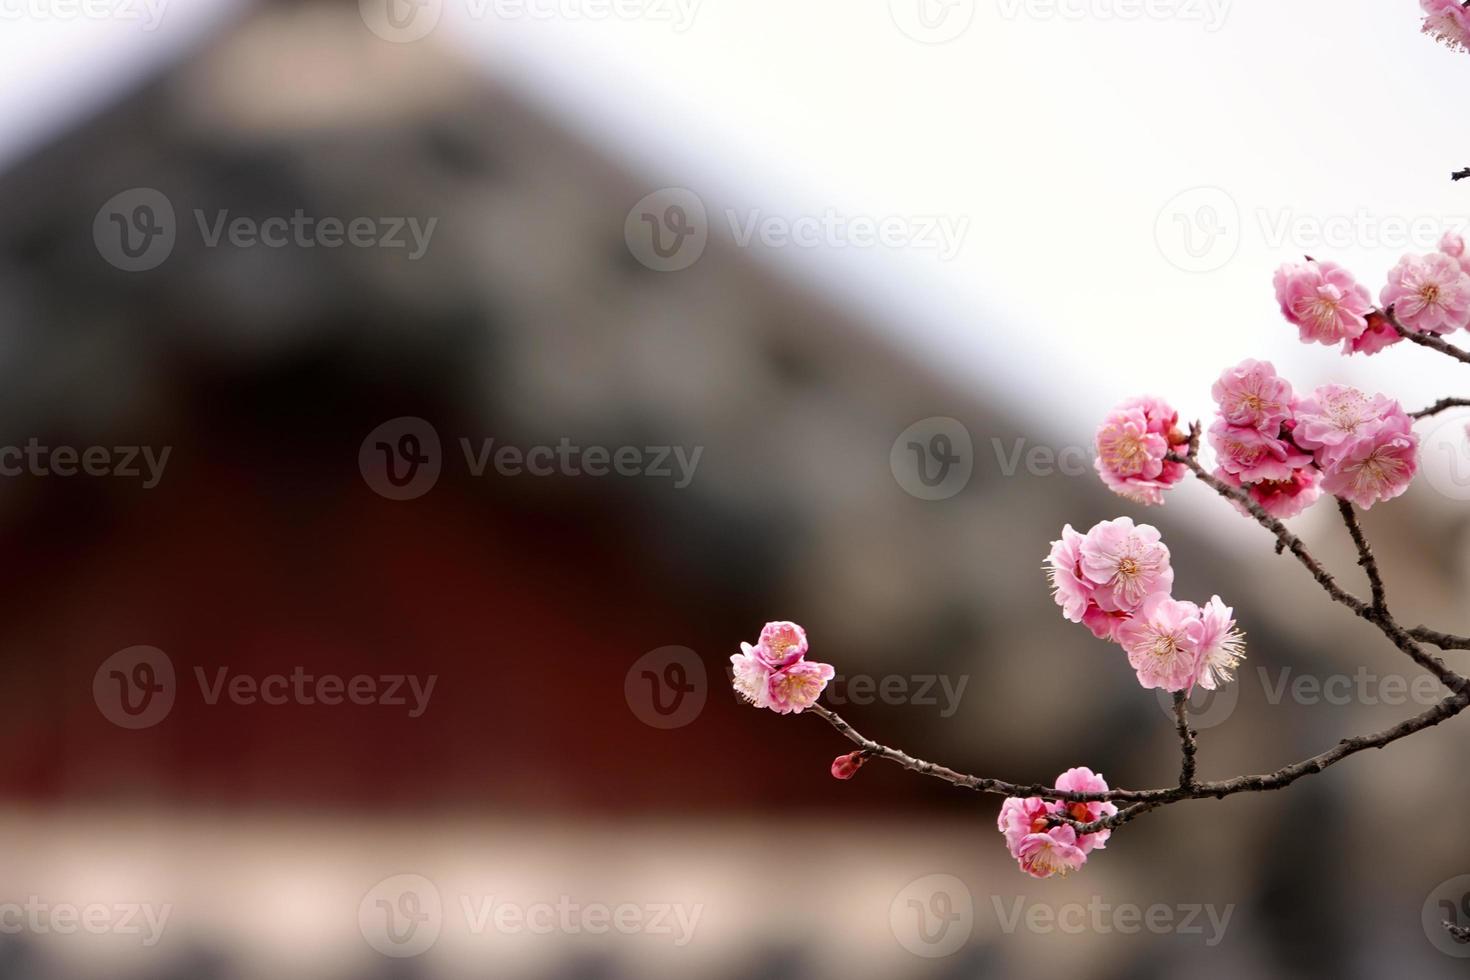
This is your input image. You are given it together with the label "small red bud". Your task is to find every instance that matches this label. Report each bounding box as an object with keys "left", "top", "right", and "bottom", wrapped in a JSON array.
[{"left": 831, "top": 751, "right": 866, "bottom": 780}]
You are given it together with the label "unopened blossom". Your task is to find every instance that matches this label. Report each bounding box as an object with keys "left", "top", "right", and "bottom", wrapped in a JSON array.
[
  {"left": 1274, "top": 259, "right": 1374, "bottom": 345},
  {"left": 1016, "top": 825, "right": 1088, "bottom": 879},
  {"left": 1211, "top": 359, "right": 1294, "bottom": 432},
  {"left": 1194, "top": 596, "right": 1246, "bottom": 691},
  {"left": 1318, "top": 411, "right": 1420, "bottom": 510},
  {"left": 731, "top": 621, "right": 835, "bottom": 714},
  {"left": 1216, "top": 463, "right": 1323, "bottom": 520},
  {"left": 1343, "top": 310, "right": 1403, "bottom": 356},
  {"left": 1292, "top": 385, "right": 1395, "bottom": 453},
  {"left": 1209, "top": 420, "right": 1310, "bottom": 484},
  {"left": 1422, "top": 0, "right": 1470, "bottom": 52},
  {"left": 1381, "top": 251, "right": 1470, "bottom": 334},
  {"left": 831, "top": 752, "right": 866, "bottom": 780},
  {"left": 1442, "top": 232, "right": 1470, "bottom": 275},
  {"left": 1078, "top": 517, "right": 1174, "bottom": 614},
  {"left": 1053, "top": 767, "right": 1119, "bottom": 854},
  {"left": 1118, "top": 594, "right": 1204, "bottom": 692},
  {"left": 1093, "top": 396, "right": 1187, "bottom": 506}
]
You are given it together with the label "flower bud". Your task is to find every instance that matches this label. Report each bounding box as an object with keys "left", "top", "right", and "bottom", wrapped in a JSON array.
[{"left": 831, "top": 752, "right": 866, "bottom": 780}]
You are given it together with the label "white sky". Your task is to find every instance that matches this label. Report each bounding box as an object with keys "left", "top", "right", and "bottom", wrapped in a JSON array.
[{"left": 2, "top": 0, "right": 1466, "bottom": 468}]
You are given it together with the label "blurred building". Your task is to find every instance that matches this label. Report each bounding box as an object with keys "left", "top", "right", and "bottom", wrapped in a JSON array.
[{"left": 0, "top": 2, "right": 1467, "bottom": 978}]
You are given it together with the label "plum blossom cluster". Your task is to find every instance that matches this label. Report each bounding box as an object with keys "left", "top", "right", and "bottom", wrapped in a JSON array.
[
  {"left": 1046, "top": 517, "right": 1245, "bottom": 693},
  {"left": 1274, "top": 237, "right": 1470, "bottom": 357},
  {"left": 1092, "top": 397, "right": 1189, "bottom": 505},
  {"left": 730, "top": 621, "right": 835, "bottom": 714},
  {"left": 997, "top": 768, "right": 1117, "bottom": 878},
  {"left": 1210, "top": 361, "right": 1419, "bottom": 514},
  {"left": 1422, "top": 0, "right": 1470, "bottom": 52}
]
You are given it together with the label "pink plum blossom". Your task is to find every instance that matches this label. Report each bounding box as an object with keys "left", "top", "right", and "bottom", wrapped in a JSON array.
[
  {"left": 731, "top": 621, "right": 835, "bottom": 714},
  {"left": 1274, "top": 259, "right": 1374, "bottom": 346},
  {"left": 1441, "top": 232, "right": 1470, "bottom": 277},
  {"left": 1422, "top": 0, "right": 1470, "bottom": 52},
  {"left": 1194, "top": 596, "right": 1246, "bottom": 691},
  {"left": 1118, "top": 594, "right": 1204, "bottom": 692},
  {"left": 1211, "top": 359, "right": 1294, "bottom": 431},
  {"left": 1343, "top": 310, "right": 1403, "bottom": 356},
  {"left": 1093, "top": 396, "right": 1187, "bottom": 506},
  {"left": 1046, "top": 524, "right": 1129, "bottom": 641},
  {"left": 1381, "top": 251, "right": 1470, "bottom": 334},
  {"left": 1016, "top": 826, "right": 1087, "bottom": 879},
  {"left": 1291, "top": 385, "right": 1395, "bottom": 454},
  {"left": 1216, "top": 463, "right": 1323, "bottom": 520},
  {"left": 1209, "top": 420, "right": 1311, "bottom": 483},
  {"left": 997, "top": 795, "right": 1052, "bottom": 853},
  {"left": 1077, "top": 517, "right": 1175, "bottom": 614},
  {"left": 1318, "top": 411, "right": 1420, "bottom": 510},
  {"left": 1053, "top": 767, "right": 1119, "bottom": 853}
]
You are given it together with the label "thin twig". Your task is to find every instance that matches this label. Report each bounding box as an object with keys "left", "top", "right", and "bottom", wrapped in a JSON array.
[
  {"left": 1412, "top": 398, "right": 1470, "bottom": 419},
  {"left": 1385, "top": 307, "right": 1470, "bottom": 366},
  {"left": 1338, "top": 499, "right": 1387, "bottom": 613},
  {"left": 1454, "top": 168, "right": 1470, "bottom": 182},
  {"left": 1409, "top": 626, "right": 1470, "bottom": 650},
  {"left": 1173, "top": 692, "right": 1198, "bottom": 789}
]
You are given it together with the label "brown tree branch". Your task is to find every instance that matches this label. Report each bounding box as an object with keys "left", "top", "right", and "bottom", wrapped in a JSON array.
[
  {"left": 1385, "top": 307, "right": 1470, "bottom": 365},
  {"left": 1173, "top": 691, "right": 1198, "bottom": 789},
  {"left": 1338, "top": 499, "right": 1387, "bottom": 614},
  {"left": 1412, "top": 397, "right": 1470, "bottom": 419}
]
